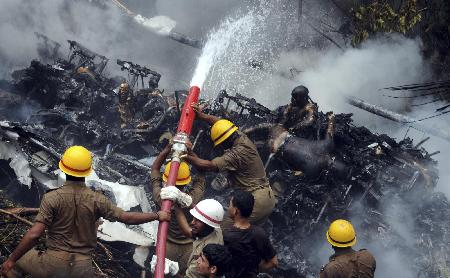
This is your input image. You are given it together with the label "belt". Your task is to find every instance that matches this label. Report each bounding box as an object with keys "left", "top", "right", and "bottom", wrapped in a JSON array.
[{"left": 46, "top": 249, "right": 92, "bottom": 261}]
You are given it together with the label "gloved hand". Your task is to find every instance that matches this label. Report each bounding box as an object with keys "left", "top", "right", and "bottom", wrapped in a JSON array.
[
  {"left": 150, "top": 255, "right": 179, "bottom": 276},
  {"left": 160, "top": 186, "right": 193, "bottom": 208},
  {"left": 160, "top": 186, "right": 179, "bottom": 201}
]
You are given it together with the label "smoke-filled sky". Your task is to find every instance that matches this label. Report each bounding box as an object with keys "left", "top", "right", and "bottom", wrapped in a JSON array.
[{"left": 0, "top": 0, "right": 243, "bottom": 89}]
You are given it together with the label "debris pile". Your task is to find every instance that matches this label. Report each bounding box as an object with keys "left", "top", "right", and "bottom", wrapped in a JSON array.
[{"left": 0, "top": 42, "right": 449, "bottom": 278}]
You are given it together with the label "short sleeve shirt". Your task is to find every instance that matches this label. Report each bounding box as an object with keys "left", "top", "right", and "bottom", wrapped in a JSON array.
[
  {"left": 212, "top": 131, "right": 269, "bottom": 192},
  {"left": 224, "top": 225, "right": 276, "bottom": 278},
  {"left": 35, "top": 181, "right": 124, "bottom": 255},
  {"left": 319, "top": 249, "right": 376, "bottom": 278}
]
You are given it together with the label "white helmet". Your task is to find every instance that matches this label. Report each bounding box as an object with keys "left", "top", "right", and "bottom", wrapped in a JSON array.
[{"left": 190, "top": 199, "right": 224, "bottom": 229}]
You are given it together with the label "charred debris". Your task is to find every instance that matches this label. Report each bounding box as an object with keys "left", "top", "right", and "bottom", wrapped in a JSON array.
[{"left": 0, "top": 40, "right": 449, "bottom": 277}]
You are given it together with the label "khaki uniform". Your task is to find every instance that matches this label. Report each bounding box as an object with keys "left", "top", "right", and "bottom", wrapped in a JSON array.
[
  {"left": 277, "top": 101, "right": 318, "bottom": 138},
  {"left": 319, "top": 249, "right": 376, "bottom": 278},
  {"left": 10, "top": 181, "right": 124, "bottom": 278},
  {"left": 185, "top": 228, "right": 223, "bottom": 278},
  {"left": 151, "top": 172, "right": 205, "bottom": 273},
  {"left": 212, "top": 131, "right": 276, "bottom": 230}
]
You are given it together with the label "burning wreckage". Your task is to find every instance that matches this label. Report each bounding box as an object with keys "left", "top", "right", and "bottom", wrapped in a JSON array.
[{"left": 0, "top": 41, "right": 449, "bottom": 278}]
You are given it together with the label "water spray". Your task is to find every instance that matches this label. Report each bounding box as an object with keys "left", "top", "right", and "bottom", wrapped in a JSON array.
[{"left": 155, "top": 9, "right": 259, "bottom": 276}]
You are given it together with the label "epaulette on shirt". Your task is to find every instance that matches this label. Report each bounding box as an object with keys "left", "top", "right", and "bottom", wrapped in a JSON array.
[{"left": 45, "top": 188, "right": 58, "bottom": 194}]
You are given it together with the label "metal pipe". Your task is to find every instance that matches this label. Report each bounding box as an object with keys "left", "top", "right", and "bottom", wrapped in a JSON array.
[
  {"left": 168, "top": 31, "right": 203, "bottom": 49},
  {"left": 346, "top": 96, "right": 450, "bottom": 142},
  {"left": 414, "top": 137, "right": 430, "bottom": 148},
  {"left": 154, "top": 86, "right": 200, "bottom": 277}
]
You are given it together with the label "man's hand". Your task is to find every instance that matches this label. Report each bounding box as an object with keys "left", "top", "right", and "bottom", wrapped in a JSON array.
[
  {"left": 1, "top": 259, "right": 15, "bottom": 277},
  {"left": 191, "top": 102, "right": 208, "bottom": 119},
  {"left": 157, "top": 211, "right": 171, "bottom": 222},
  {"left": 160, "top": 186, "right": 180, "bottom": 201},
  {"left": 160, "top": 186, "right": 193, "bottom": 208},
  {"left": 162, "top": 142, "right": 172, "bottom": 154},
  {"left": 150, "top": 255, "right": 179, "bottom": 276},
  {"left": 185, "top": 138, "right": 193, "bottom": 153}
]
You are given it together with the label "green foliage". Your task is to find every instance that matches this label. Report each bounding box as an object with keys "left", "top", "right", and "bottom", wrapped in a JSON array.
[{"left": 351, "top": 0, "right": 422, "bottom": 46}]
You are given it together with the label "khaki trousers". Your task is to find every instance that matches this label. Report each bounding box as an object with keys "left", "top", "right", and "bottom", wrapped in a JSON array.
[
  {"left": 221, "top": 186, "right": 276, "bottom": 231},
  {"left": 8, "top": 249, "right": 93, "bottom": 278}
]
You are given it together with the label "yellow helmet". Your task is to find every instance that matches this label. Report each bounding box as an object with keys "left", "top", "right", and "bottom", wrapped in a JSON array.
[
  {"left": 163, "top": 161, "right": 192, "bottom": 186},
  {"left": 326, "top": 219, "right": 356, "bottom": 248},
  {"left": 210, "top": 119, "right": 238, "bottom": 147},
  {"left": 59, "top": 146, "right": 93, "bottom": 177}
]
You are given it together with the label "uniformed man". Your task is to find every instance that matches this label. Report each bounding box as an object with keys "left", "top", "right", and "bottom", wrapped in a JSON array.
[
  {"left": 118, "top": 82, "right": 134, "bottom": 128},
  {"left": 0, "top": 145, "right": 170, "bottom": 278},
  {"left": 151, "top": 144, "right": 205, "bottom": 274},
  {"left": 169, "top": 199, "right": 224, "bottom": 277},
  {"left": 275, "top": 85, "right": 318, "bottom": 138},
  {"left": 320, "top": 219, "right": 376, "bottom": 278},
  {"left": 186, "top": 104, "right": 276, "bottom": 230}
]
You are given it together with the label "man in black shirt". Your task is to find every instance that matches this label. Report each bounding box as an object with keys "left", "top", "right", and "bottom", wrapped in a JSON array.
[{"left": 223, "top": 190, "right": 278, "bottom": 277}]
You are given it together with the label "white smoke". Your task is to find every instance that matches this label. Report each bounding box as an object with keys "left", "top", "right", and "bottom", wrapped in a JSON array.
[
  {"left": 0, "top": 0, "right": 243, "bottom": 89},
  {"left": 133, "top": 15, "right": 177, "bottom": 36},
  {"left": 247, "top": 36, "right": 428, "bottom": 112}
]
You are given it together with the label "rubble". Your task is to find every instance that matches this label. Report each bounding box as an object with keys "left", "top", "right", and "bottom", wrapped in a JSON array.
[{"left": 0, "top": 43, "right": 449, "bottom": 278}]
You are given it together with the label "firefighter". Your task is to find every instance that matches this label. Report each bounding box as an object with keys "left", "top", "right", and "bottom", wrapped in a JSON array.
[
  {"left": 320, "top": 219, "right": 376, "bottom": 278},
  {"left": 151, "top": 198, "right": 224, "bottom": 277},
  {"left": 118, "top": 82, "right": 134, "bottom": 128},
  {"left": 0, "top": 146, "right": 170, "bottom": 278},
  {"left": 151, "top": 144, "right": 205, "bottom": 274},
  {"left": 186, "top": 104, "right": 276, "bottom": 231},
  {"left": 174, "top": 198, "right": 224, "bottom": 277},
  {"left": 275, "top": 85, "right": 318, "bottom": 138}
]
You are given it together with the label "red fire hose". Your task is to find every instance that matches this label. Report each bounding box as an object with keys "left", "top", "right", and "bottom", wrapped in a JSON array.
[{"left": 154, "top": 86, "right": 200, "bottom": 277}]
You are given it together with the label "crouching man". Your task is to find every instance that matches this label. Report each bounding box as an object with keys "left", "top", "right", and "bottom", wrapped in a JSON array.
[
  {"left": 0, "top": 146, "right": 170, "bottom": 278},
  {"left": 174, "top": 199, "right": 225, "bottom": 277},
  {"left": 150, "top": 198, "right": 224, "bottom": 277}
]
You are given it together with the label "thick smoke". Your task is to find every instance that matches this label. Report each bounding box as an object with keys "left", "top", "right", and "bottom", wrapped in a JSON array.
[
  {"left": 0, "top": 0, "right": 242, "bottom": 89},
  {"left": 1, "top": 1, "right": 448, "bottom": 277}
]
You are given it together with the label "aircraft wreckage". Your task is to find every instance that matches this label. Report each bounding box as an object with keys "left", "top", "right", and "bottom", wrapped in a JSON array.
[{"left": 0, "top": 41, "right": 449, "bottom": 277}]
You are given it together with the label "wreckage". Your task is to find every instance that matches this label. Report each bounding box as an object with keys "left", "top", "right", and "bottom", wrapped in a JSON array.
[{"left": 0, "top": 41, "right": 449, "bottom": 278}]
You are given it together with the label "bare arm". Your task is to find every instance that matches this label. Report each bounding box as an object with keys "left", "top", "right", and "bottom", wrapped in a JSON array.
[
  {"left": 151, "top": 144, "right": 171, "bottom": 177},
  {"left": 151, "top": 144, "right": 171, "bottom": 205},
  {"left": 8, "top": 222, "right": 46, "bottom": 262},
  {"left": 185, "top": 153, "right": 218, "bottom": 172},
  {"left": 259, "top": 256, "right": 278, "bottom": 271},
  {"left": 174, "top": 207, "right": 192, "bottom": 238},
  {"left": 192, "top": 103, "right": 220, "bottom": 125},
  {"left": 118, "top": 211, "right": 170, "bottom": 225}
]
